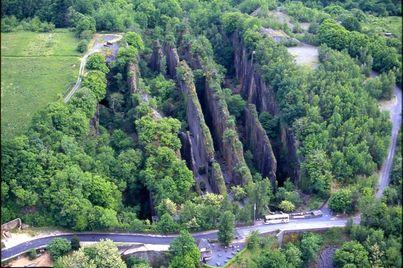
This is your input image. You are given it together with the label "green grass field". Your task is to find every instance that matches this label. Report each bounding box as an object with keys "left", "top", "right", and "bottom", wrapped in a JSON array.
[
  {"left": 1, "top": 29, "right": 81, "bottom": 140},
  {"left": 362, "top": 15, "right": 402, "bottom": 39}
]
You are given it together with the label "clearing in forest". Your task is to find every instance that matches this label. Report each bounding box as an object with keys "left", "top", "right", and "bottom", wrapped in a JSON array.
[{"left": 1, "top": 29, "right": 81, "bottom": 139}]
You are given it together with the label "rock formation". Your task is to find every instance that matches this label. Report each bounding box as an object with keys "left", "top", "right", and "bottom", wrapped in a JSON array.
[
  {"left": 161, "top": 45, "right": 226, "bottom": 194},
  {"left": 231, "top": 32, "right": 301, "bottom": 183},
  {"left": 243, "top": 104, "right": 277, "bottom": 182}
]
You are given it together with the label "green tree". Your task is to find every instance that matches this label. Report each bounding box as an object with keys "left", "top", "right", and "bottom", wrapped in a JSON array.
[
  {"left": 75, "top": 15, "right": 96, "bottom": 37},
  {"left": 301, "top": 149, "right": 332, "bottom": 198},
  {"left": 27, "top": 248, "right": 37, "bottom": 260},
  {"left": 83, "top": 239, "right": 126, "bottom": 268},
  {"left": 169, "top": 230, "right": 200, "bottom": 267},
  {"left": 223, "top": 89, "right": 246, "bottom": 119},
  {"left": 143, "top": 146, "right": 193, "bottom": 204},
  {"left": 247, "top": 178, "right": 273, "bottom": 217},
  {"left": 246, "top": 231, "right": 260, "bottom": 250},
  {"left": 82, "top": 70, "right": 107, "bottom": 101},
  {"left": 48, "top": 238, "right": 72, "bottom": 260},
  {"left": 156, "top": 213, "right": 178, "bottom": 234},
  {"left": 169, "top": 254, "right": 196, "bottom": 268},
  {"left": 70, "top": 235, "right": 80, "bottom": 251},
  {"left": 54, "top": 249, "right": 95, "bottom": 268},
  {"left": 333, "top": 241, "right": 370, "bottom": 268},
  {"left": 279, "top": 200, "right": 295, "bottom": 212},
  {"left": 257, "top": 250, "right": 288, "bottom": 268},
  {"left": 341, "top": 16, "right": 361, "bottom": 32},
  {"left": 329, "top": 189, "right": 353, "bottom": 214},
  {"left": 110, "top": 130, "right": 134, "bottom": 153},
  {"left": 126, "top": 256, "right": 150, "bottom": 268},
  {"left": 300, "top": 233, "right": 322, "bottom": 264},
  {"left": 218, "top": 210, "right": 235, "bottom": 246},
  {"left": 86, "top": 53, "right": 109, "bottom": 73},
  {"left": 231, "top": 185, "right": 246, "bottom": 201},
  {"left": 283, "top": 243, "right": 302, "bottom": 268},
  {"left": 124, "top": 32, "right": 144, "bottom": 51}
]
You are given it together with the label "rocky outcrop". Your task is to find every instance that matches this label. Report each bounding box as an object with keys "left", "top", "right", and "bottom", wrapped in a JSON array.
[
  {"left": 163, "top": 43, "right": 180, "bottom": 78},
  {"left": 243, "top": 104, "right": 277, "bottom": 182},
  {"left": 175, "top": 44, "right": 252, "bottom": 186},
  {"left": 200, "top": 77, "right": 252, "bottom": 186},
  {"left": 280, "top": 124, "right": 301, "bottom": 182},
  {"left": 232, "top": 32, "right": 301, "bottom": 183},
  {"left": 233, "top": 32, "right": 279, "bottom": 116},
  {"left": 149, "top": 40, "right": 165, "bottom": 74},
  {"left": 161, "top": 45, "right": 226, "bottom": 194},
  {"left": 127, "top": 62, "right": 139, "bottom": 94}
]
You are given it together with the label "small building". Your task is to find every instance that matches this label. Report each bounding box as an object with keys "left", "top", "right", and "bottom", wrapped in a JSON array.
[{"left": 197, "top": 238, "right": 212, "bottom": 262}]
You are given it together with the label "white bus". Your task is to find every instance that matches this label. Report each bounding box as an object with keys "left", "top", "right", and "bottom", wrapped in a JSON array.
[{"left": 264, "top": 213, "right": 290, "bottom": 224}]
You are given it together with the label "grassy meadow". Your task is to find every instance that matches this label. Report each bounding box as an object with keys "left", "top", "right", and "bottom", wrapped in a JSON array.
[
  {"left": 1, "top": 29, "right": 81, "bottom": 140},
  {"left": 362, "top": 15, "right": 402, "bottom": 39}
]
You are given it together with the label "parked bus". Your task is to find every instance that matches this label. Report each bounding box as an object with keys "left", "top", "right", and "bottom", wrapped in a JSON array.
[{"left": 264, "top": 213, "right": 290, "bottom": 224}]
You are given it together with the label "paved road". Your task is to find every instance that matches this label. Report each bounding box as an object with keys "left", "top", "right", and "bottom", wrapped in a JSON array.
[
  {"left": 1, "top": 216, "right": 357, "bottom": 262},
  {"left": 64, "top": 34, "right": 122, "bottom": 103},
  {"left": 375, "top": 80, "right": 402, "bottom": 198}
]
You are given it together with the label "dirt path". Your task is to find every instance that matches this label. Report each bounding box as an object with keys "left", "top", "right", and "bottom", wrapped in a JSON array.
[
  {"left": 287, "top": 43, "right": 319, "bottom": 68},
  {"left": 375, "top": 83, "right": 402, "bottom": 198},
  {"left": 64, "top": 33, "right": 123, "bottom": 103}
]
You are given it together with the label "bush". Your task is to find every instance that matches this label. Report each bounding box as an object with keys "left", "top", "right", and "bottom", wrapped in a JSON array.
[
  {"left": 1, "top": 16, "right": 18, "bottom": 32},
  {"left": 48, "top": 238, "right": 72, "bottom": 260},
  {"left": 77, "top": 40, "right": 89, "bottom": 53},
  {"left": 283, "top": 38, "right": 300, "bottom": 47},
  {"left": 27, "top": 248, "right": 37, "bottom": 260},
  {"left": 329, "top": 189, "right": 353, "bottom": 214},
  {"left": 231, "top": 185, "right": 247, "bottom": 201},
  {"left": 70, "top": 235, "right": 80, "bottom": 251},
  {"left": 86, "top": 53, "right": 109, "bottom": 73},
  {"left": 279, "top": 200, "right": 295, "bottom": 212},
  {"left": 80, "top": 30, "right": 94, "bottom": 40}
]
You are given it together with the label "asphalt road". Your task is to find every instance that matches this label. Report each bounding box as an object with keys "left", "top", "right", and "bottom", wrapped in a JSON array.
[
  {"left": 1, "top": 215, "right": 358, "bottom": 262},
  {"left": 375, "top": 84, "right": 402, "bottom": 198}
]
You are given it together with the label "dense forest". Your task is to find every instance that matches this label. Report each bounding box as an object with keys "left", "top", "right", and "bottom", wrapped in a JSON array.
[{"left": 1, "top": 0, "right": 401, "bottom": 267}]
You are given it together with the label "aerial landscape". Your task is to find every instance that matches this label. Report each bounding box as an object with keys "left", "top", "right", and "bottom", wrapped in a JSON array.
[{"left": 0, "top": 0, "right": 401, "bottom": 267}]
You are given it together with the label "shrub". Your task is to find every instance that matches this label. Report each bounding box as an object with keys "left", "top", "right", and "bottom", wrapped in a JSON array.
[
  {"left": 27, "top": 248, "right": 37, "bottom": 260},
  {"left": 48, "top": 238, "right": 72, "bottom": 260},
  {"left": 77, "top": 40, "right": 89, "bottom": 53},
  {"left": 70, "top": 235, "right": 80, "bottom": 251},
  {"left": 1, "top": 16, "right": 18, "bottom": 32},
  {"left": 328, "top": 189, "right": 353, "bottom": 214},
  {"left": 279, "top": 200, "right": 295, "bottom": 212}
]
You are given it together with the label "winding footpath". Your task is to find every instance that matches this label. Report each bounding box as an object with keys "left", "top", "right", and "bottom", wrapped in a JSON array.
[
  {"left": 375, "top": 83, "right": 402, "bottom": 198},
  {"left": 64, "top": 34, "right": 123, "bottom": 103}
]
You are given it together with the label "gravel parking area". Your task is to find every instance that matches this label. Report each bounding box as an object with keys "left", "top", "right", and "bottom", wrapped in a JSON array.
[{"left": 205, "top": 242, "right": 245, "bottom": 267}]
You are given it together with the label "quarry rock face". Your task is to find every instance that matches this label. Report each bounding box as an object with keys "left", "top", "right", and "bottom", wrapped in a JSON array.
[
  {"left": 127, "top": 62, "right": 139, "bottom": 94},
  {"left": 200, "top": 76, "right": 252, "bottom": 186},
  {"left": 175, "top": 43, "right": 253, "bottom": 186},
  {"left": 232, "top": 32, "right": 301, "bottom": 183},
  {"left": 149, "top": 40, "right": 165, "bottom": 74},
  {"left": 158, "top": 45, "right": 226, "bottom": 194},
  {"left": 243, "top": 104, "right": 277, "bottom": 183}
]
